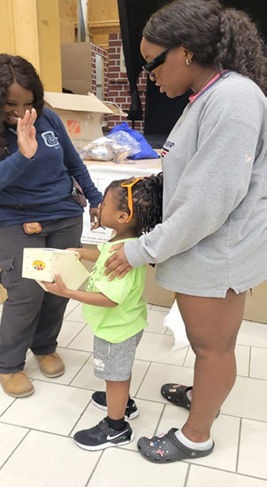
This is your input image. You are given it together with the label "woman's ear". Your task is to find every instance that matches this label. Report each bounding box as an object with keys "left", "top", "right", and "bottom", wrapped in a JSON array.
[{"left": 182, "top": 46, "right": 194, "bottom": 63}]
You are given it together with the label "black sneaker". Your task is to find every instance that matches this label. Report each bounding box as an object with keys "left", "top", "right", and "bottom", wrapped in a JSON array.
[
  {"left": 91, "top": 391, "right": 139, "bottom": 420},
  {"left": 74, "top": 418, "right": 134, "bottom": 451}
]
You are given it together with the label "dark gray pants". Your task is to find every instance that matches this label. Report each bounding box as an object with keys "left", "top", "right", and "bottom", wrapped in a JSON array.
[{"left": 0, "top": 216, "right": 83, "bottom": 373}]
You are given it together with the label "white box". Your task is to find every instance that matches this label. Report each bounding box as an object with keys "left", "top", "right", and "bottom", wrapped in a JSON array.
[{"left": 22, "top": 248, "right": 89, "bottom": 291}]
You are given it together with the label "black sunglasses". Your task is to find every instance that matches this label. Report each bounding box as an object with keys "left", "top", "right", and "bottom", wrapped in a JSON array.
[{"left": 142, "top": 48, "right": 170, "bottom": 79}]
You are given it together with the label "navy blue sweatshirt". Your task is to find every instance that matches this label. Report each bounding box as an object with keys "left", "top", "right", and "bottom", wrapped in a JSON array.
[{"left": 0, "top": 107, "right": 102, "bottom": 226}]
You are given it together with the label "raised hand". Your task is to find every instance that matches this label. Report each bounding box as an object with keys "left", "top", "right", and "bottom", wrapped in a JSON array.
[{"left": 17, "top": 108, "right": 38, "bottom": 159}]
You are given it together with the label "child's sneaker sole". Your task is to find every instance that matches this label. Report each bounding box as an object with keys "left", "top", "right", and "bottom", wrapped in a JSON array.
[{"left": 74, "top": 431, "right": 135, "bottom": 451}]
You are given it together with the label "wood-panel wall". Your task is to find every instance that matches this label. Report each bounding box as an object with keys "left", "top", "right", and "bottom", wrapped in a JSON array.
[
  {"left": 59, "top": 0, "right": 77, "bottom": 43},
  {"left": 0, "top": 0, "right": 62, "bottom": 92},
  {"left": 88, "top": 0, "right": 120, "bottom": 49},
  {"left": 58, "top": 0, "right": 120, "bottom": 48}
]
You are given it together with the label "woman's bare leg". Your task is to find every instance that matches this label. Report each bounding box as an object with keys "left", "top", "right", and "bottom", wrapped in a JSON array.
[{"left": 176, "top": 289, "right": 247, "bottom": 442}]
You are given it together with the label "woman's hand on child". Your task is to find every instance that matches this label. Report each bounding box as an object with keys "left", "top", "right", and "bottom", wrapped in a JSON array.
[
  {"left": 17, "top": 108, "right": 38, "bottom": 159},
  {"left": 41, "top": 274, "right": 68, "bottom": 297},
  {"left": 104, "top": 243, "right": 133, "bottom": 280}
]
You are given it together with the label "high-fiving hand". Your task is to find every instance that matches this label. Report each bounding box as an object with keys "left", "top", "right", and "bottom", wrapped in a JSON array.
[{"left": 17, "top": 108, "right": 38, "bottom": 159}]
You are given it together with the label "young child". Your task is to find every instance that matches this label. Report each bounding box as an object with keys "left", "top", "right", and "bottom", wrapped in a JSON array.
[{"left": 43, "top": 173, "right": 163, "bottom": 451}]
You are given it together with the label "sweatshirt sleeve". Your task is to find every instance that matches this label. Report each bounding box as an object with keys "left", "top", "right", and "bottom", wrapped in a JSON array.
[
  {"left": 0, "top": 151, "right": 35, "bottom": 190},
  {"left": 124, "top": 83, "right": 265, "bottom": 268},
  {"left": 47, "top": 110, "right": 102, "bottom": 207}
]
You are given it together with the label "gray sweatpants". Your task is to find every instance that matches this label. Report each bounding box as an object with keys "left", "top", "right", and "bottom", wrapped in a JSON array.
[{"left": 0, "top": 216, "right": 83, "bottom": 373}]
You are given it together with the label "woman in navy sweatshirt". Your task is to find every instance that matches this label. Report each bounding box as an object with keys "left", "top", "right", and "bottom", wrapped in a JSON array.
[{"left": 0, "top": 54, "right": 102, "bottom": 398}]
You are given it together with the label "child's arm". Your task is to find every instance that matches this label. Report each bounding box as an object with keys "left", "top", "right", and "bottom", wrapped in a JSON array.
[
  {"left": 42, "top": 274, "right": 117, "bottom": 307},
  {"left": 67, "top": 247, "right": 100, "bottom": 262}
]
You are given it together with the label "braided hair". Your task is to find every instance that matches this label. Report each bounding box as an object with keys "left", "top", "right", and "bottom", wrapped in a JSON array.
[
  {"left": 143, "top": 0, "right": 266, "bottom": 94},
  {"left": 105, "top": 172, "right": 163, "bottom": 237},
  {"left": 0, "top": 54, "right": 44, "bottom": 160}
]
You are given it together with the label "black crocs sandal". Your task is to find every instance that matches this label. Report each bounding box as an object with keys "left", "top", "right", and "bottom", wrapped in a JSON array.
[
  {"left": 137, "top": 428, "right": 214, "bottom": 463},
  {"left": 161, "top": 383, "right": 192, "bottom": 410},
  {"left": 161, "top": 383, "right": 220, "bottom": 418}
]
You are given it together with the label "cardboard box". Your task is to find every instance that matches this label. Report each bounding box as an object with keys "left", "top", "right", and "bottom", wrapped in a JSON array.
[
  {"left": 244, "top": 281, "right": 267, "bottom": 324},
  {"left": 101, "top": 100, "right": 128, "bottom": 118},
  {"left": 44, "top": 91, "right": 113, "bottom": 151},
  {"left": 143, "top": 264, "right": 173, "bottom": 308},
  {"left": 61, "top": 43, "right": 93, "bottom": 95},
  {"left": 22, "top": 248, "right": 89, "bottom": 291}
]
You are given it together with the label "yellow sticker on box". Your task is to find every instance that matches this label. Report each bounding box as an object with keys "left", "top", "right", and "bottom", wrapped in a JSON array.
[{"left": 32, "top": 260, "right": 46, "bottom": 271}]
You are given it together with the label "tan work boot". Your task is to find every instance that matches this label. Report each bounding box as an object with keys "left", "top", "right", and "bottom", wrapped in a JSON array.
[
  {"left": 0, "top": 371, "right": 34, "bottom": 398},
  {"left": 34, "top": 352, "right": 65, "bottom": 378}
]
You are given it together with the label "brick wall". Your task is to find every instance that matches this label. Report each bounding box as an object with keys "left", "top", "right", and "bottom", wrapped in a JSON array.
[
  {"left": 91, "top": 43, "right": 109, "bottom": 101},
  {"left": 107, "top": 33, "right": 146, "bottom": 132},
  {"left": 91, "top": 34, "right": 147, "bottom": 133}
]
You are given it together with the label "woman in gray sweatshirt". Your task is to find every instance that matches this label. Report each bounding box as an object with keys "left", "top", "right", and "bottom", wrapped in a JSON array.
[{"left": 103, "top": 0, "right": 267, "bottom": 462}]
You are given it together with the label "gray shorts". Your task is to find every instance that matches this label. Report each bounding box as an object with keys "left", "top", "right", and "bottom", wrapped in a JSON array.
[{"left": 93, "top": 330, "right": 144, "bottom": 381}]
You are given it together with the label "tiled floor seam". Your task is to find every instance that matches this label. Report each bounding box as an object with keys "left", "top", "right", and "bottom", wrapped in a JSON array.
[
  {"left": 235, "top": 417, "right": 242, "bottom": 473},
  {"left": 84, "top": 450, "right": 105, "bottom": 487},
  {"left": 134, "top": 360, "right": 153, "bottom": 397},
  {"left": 183, "top": 464, "right": 192, "bottom": 487},
  {"left": 0, "top": 429, "right": 30, "bottom": 472}
]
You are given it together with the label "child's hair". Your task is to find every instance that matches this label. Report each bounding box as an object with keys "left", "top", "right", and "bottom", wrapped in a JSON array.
[
  {"left": 0, "top": 54, "right": 44, "bottom": 160},
  {"left": 143, "top": 0, "right": 266, "bottom": 94},
  {"left": 105, "top": 172, "right": 163, "bottom": 237}
]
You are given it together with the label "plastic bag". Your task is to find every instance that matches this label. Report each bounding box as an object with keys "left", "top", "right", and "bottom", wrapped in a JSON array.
[
  {"left": 79, "top": 132, "right": 141, "bottom": 164},
  {"left": 163, "top": 300, "right": 190, "bottom": 351},
  {"left": 109, "top": 122, "right": 159, "bottom": 159},
  {"left": 79, "top": 139, "right": 114, "bottom": 161}
]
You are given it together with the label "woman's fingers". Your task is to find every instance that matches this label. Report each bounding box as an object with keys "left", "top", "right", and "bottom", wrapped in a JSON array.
[
  {"left": 18, "top": 108, "right": 37, "bottom": 132},
  {"left": 17, "top": 108, "right": 38, "bottom": 159},
  {"left": 104, "top": 243, "right": 132, "bottom": 280},
  {"left": 104, "top": 244, "right": 124, "bottom": 272},
  {"left": 107, "top": 264, "right": 133, "bottom": 281},
  {"left": 89, "top": 207, "right": 100, "bottom": 230}
]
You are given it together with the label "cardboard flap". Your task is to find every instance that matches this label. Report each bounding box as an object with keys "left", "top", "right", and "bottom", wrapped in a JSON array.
[
  {"left": 44, "top": 91, "right": 113, "bottom": 114},
  {"left": 101, "top": 101, "right": 128, "bottom": 117},
  {"left": 86, "top": 93, "right": 127, "bottom": 117}
]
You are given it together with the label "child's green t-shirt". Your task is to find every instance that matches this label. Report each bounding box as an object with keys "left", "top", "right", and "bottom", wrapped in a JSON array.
[{"left": 82, "top": 238, "right": 148, "bottom": 343}]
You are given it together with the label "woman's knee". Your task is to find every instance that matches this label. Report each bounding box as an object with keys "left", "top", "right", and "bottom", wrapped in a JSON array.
[{"left": 190, "top": 337, "right": 237, "bottom": 359}]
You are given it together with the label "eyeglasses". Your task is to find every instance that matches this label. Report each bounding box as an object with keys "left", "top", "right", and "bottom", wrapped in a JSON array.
[
  {"left": 121, "top": 177, "right": 148, "bottom": 223},
  {"left": 142, "top": 48, "right": 170, "bottom": 80}
]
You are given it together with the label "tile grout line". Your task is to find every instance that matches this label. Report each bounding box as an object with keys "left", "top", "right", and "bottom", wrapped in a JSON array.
[
  {"left": 84, "top": 450, "right": 105, "bottom": 487},
  {"left": 60, "top": 322, "right": 88, "bottom": 348},
  {"left": 134, "top": 360, "right": 153, "bottom": 394},
  {"left": 248, "top": 345, "right": 252, "bottom": 378},
  {"left": 183, "top": 463, "right": 191, "bottom": 487},
  {"left": 0, "top": 429, "right": 31, "bottom": 472},
  {"left": 235, "top": 417, "right": 242, "bottom": 474}
]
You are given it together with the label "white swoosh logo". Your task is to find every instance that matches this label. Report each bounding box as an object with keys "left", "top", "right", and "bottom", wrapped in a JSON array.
[{"left": 107, "top": 430, "right": 128, "bottom": 441}]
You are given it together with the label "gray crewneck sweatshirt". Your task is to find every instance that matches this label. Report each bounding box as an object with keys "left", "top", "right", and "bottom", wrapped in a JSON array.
[{"left": 125, "top": 72, "right": 267, "bottom": 297}]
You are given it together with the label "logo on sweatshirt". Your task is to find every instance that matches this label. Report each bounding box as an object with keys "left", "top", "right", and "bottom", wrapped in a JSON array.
[
  {"left": 162, "top": 140, "right": 174, "bottom": 158},
  {"left": 41, "top": 131, "right": 60, "bottom": 147}
]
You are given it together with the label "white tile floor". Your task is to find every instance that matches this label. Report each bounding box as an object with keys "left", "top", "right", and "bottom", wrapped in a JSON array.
[{"left": 0, "top": 301, "right": 267, "bottom": 486}]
